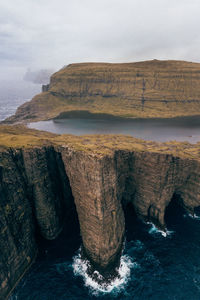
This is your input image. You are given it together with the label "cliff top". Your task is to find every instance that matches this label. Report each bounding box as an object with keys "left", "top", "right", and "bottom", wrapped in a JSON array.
[
  {"left": 4, "top": 59, "right": 200, "bottom": 124},
  {"left": 0, "top": 125, "right": 200, "bottom": 160}
]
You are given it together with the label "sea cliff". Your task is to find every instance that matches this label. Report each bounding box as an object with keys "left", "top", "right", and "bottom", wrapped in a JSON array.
[
  {"left": 0, "top": 126, "right": 200, "bottom": 299},
  {"left": 4, "top": 60, "right": 200, "bottom": 124}
]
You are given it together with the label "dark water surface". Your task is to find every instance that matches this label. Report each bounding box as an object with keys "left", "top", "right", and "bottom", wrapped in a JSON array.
[
  {"left": 29, "top": 115, "right": 200, "bottom": 143},
  {"left": 10, "top": 201, "right": 200, "bottom": 300}
]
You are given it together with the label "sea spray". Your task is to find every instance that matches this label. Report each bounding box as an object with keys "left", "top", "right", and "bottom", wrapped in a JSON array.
[
  {"left": 147, "top": 222, "right": 174, "bottom": 237},
  {"left": 72, "top": 248, "right": 135, "bottom": 296},
  {"left": 188, "top": 213, "right": 200, "bottom": 220}
]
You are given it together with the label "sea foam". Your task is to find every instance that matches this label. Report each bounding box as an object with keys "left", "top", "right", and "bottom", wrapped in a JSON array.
[
  {"left": 72, "top": 248, "right": 135, "bottom": 296},
  {"left": 188, "top": 213, "right": 200, "bottom": 220},
  {"left": 147, "top": 222, "right": 174, "bottom": 237}
]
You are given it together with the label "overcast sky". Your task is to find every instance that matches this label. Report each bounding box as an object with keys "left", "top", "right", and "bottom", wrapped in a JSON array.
[{"left": 1, "top": 0, "right": 200, "bottom": 80}]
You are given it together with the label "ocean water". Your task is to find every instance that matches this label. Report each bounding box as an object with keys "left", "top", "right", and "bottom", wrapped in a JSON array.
[
  {"left": 2, "top": 85, "right": 200, "bottom": 299},
  {"left": 0, "top": 80, "right": 40, "bottom": 121},
  {"left": 10, "top": 200, "right": 200, "bottom": 300}
]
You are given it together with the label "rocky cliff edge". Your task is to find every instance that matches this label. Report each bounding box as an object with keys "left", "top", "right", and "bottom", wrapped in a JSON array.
[
  {"left": 4, "top": 60, "right": 200, "bottom": 124},
  {"left": 1, "top": 125, "right": 200, "bottom": 299}
]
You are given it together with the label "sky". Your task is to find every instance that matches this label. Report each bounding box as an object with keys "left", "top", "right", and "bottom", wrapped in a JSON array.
[{"left": 1, "top": 0, "right": 200, "bottom": 81}]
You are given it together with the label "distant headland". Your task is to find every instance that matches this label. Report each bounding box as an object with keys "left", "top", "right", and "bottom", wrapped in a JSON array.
[{"left": 3, "top": 59, "right": 200, "bottom": 124}]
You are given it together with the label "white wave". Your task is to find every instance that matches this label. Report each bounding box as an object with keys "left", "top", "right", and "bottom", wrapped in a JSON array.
[
  {"left": 188, "top": 213, "right": 200, "bottom": 220},
  {"left": 147, "top": 222, "right": 174, "bottom": 237},
  {"left": 72, "top": 249, "right": 136, "bottom": 295}
]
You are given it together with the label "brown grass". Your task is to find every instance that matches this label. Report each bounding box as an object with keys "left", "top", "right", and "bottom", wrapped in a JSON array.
[
  {"left": 0, "top": 125, "right": 200, "bottom": 160},
  {"left": 5, "top": 60, "right": 200, "bottom": 124}
]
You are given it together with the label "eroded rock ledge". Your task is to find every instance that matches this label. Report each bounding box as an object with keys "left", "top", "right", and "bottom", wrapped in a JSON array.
[
  {"left": 4, "top": 60, "right": 200, "bottom": 124},
  {"left": 0, "top": 126, "right": 200, "bottom": 299}
]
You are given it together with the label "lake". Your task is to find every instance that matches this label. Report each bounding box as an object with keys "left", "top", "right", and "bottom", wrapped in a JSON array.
[{"left": 29, "top": 115, "right": 200, "bottom": 143}]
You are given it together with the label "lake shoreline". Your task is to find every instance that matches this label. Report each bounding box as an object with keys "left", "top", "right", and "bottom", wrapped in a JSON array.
[{"left": 28, "top": 114, "right": 200, "bottom": 144}]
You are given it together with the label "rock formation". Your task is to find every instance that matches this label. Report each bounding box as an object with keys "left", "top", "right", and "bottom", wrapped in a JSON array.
[
  {"left": 4, "top": 60, "right": 200, "bottom": 124},
  {"left": 0, "top": 126, "right": 200, "bottom": 299}
]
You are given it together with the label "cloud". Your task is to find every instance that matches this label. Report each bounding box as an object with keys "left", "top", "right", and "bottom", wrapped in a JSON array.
[
  {"left": 23, "top": 68, "right": 55, "bottom": 84},
  {"left": 0, "top": 0, "right": 200, "bottom": 80}
]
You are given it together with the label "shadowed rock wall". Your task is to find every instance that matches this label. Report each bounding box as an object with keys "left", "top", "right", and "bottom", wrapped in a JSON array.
[
  {"left": 0, "top": 147, "right": 73, "bottom": 299},
  {"left": 0, "top": 146, "right": 200, "bottom": 298},
  {"left": 114, "top": 150, "right": 200, "bottom": 228},
  {"left": 0, "top": 149, "right": 36, "bottom": 300}
]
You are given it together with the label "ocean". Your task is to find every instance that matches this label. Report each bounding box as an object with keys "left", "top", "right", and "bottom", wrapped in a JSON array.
[
  {"left": 10, "top": 200, "right": 200, "bottom": 300},
  {"left": 0, "top": 80, "right": 40, "bottom": 122},
  {"left": 1, "top": 83, "right": 200, "bottom": 299}
]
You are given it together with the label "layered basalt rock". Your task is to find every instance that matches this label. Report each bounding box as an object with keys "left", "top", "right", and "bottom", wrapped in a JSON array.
[
  {"left": 115, "top": 150, "right": 200, "bottom": 228},
  {"left": 0, "top": 128, "right": 200, "bottom": 298},
  {"left": 0, "top": 146, "right": 73, "bottom": 299},
  {"left": 60, "top": 148, "right": 125, "bottom": 275},
  {"left": 0, "top": 149, "right": 36, "bottom": 300},
  {"left": 4, "top": 60, "right": 200, "bottom": 124}
]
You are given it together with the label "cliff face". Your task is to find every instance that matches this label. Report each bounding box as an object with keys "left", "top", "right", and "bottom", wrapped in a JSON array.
[
  {"left": 4, "top": 60, "right": 200, "bottom": 124},
  {"left": 1, "top": 136, "right": 200, "bottom": 298},
  {"left": 0, "top": 149, "right": 36, "bottom": 299},
  {"left": 115, "top": 151, "right": 200, "bottom": 227},
  {"left": 0, "top": 146, "right": 73, "bottom": 299},
  {"left": 60, "top": 148, "right": 125, "bottom": 274}
]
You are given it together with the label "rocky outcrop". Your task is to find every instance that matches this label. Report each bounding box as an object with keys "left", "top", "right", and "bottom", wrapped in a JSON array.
[
  {"left": 4, "top": 60, "right": 200, "bottom": 124},
  {"left": 42, "top": 84, "right": 49, "bottom": 92},
  {"left": 1, "top": 140, "right": 200, "bottom": 298}
]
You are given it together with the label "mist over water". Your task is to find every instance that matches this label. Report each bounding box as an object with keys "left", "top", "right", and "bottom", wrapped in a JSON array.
[{"left": 0, "top": 80, "right": 40, "bottom": 121}]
